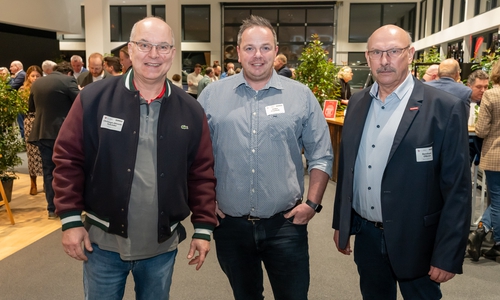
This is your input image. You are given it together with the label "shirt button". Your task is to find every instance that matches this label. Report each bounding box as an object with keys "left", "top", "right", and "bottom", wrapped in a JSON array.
[
  {"left": 160, "top": 173, "right": 165, "bottom": 177},
  {"left": 376, "top": 125, "right": 380, "bottom": 128},
  {"left": 368, "top": 187, "right": 371, "bottom": 190},
  {"left": 368, "top": 165, "right": 372, "bottom": 168},
  {"left": 251, "top": 189, "right": 255, "bottom": 193},
  {"left": 382, "top": 106, "right": 385, "bottom": 109},
  {"left": 372, "top": 145, "right": 375, "bottom": 148},
  {"left": 127, "top": 169, "right": 131, "bottom": 172},
  {"left": 371, "top": 206, "right": 374, "bottom": 209},
  {"left": 253, "top": 112, "right": 256, "bottom": 116},
  {"left": 252, "top": 169, "right": 255, "bottom": 173},
  {"left": 252, "top": 149, "right": 255, "bottom": 153}
]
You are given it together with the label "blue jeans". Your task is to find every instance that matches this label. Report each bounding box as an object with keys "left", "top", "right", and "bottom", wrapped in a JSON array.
[
  {"left": 17, "top": 113, "right": 25, "bottom": 138},
  {"left": 84, "top": 244, "right": 177, "bottom": 300},
  {"left": 482, "top": 171, "right": 500, "bottom": 242},
  {"left": 37, "top": 139, "right": 55, "bottom": 213},
  {"left": 213, "top": 213, "right": 309, "bottom": 300},
  {"left": 352, "top": 214, "right": 442, "bottom": 300}
]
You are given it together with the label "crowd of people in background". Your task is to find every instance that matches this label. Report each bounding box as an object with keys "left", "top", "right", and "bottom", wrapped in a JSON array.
[{"left": 1, "top": 14, "right": 500, "bottom": 299}]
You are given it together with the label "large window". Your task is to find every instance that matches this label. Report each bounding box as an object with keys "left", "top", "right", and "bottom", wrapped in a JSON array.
[
  {"left": 418, "top": 0, "right": 426, "bottom": 40},
  {"left": 223, "top": 4, "right": 335, "bottom": 68},
  {"left": 152, "top": 5, "right": 166, "bottom": 21},
  {"left": 349, "top": 3, "right": 416, "bottom": 43},
  {"left": 475, "top": 0, "right": 500, "bottom": 15},
  {"left": 182, "top": 5, "right": 210, "bottom": 42},
  {"left": 348, "top": 52, "right": 367, "bottom": 66},
  {"left": 110, "top": 6, "right": 146, "bottom": 42},
  {"left": 431, "top": 0, "right": 443, "bottom": 34},
  {"left": 450, "top": 0, "right": 465, "bottom": 27}
]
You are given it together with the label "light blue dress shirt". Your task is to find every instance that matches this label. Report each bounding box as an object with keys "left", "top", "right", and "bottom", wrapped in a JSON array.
[
  {"left": 198, "top": 71, "right": 333, "bottom": 218},
  {"left": 353, "top": 73, "right": 414, "bottom": 222}
]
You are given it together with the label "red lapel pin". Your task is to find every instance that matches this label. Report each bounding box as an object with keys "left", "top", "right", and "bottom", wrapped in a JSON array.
[{"left": 410, "top": 107, "right": 419, "bottom": 111}]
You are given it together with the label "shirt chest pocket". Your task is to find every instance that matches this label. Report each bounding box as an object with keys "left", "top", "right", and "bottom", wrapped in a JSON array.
[{"left": 266, "top": 114, "right": 299, "bottom": 141}]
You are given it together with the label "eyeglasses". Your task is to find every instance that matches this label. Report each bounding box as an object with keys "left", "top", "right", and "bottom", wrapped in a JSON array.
[
  {"left": 367, "top": 46, "right": 410, "bottom": 59},
  {"left": 130, "top": 41, "right": 174, "bottom": 54}
]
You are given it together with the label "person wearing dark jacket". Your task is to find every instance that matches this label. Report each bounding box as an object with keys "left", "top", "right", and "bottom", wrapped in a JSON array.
[
  {"left": 28, "top": 61, "right": 79, "bottom": 219},
  {"left": 333, "top": 25, "right": 471, "bottom": 299},
  {"left": 274, "top": 53, "right": 292, "bottom": 78},
  {"left": 52, "top": 17, "right": 217, "bottom": 300}
]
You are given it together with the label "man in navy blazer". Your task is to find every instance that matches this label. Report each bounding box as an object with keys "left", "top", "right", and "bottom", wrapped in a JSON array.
[
  {"left": 28, "top": 61, "right": 80, "bottom": 219},
  {"left": 333, "top": 25, "right": 471, "bottom": 299},
  {"left": 425, "top": 58, "right": 472, "bottom": 114},
  {"left": 9, "top": 60, "right": 26, "bottom": 137}
]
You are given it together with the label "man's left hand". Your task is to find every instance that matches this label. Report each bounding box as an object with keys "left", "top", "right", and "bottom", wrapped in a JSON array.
[
  {"left": 187, "top": 238, "right": 210, "bottom": 270},
  {"left": 428, "top": 266, "right": 455, "bottom": 283},
  {"left": 284, "top": 203, "right": 316, "bottom": 225}
]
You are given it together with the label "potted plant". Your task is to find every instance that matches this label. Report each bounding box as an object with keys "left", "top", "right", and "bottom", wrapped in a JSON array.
[
  {"left": 295, "top": 34, "right": 340, "bottom": 110},
  {"left": 0, "top": 76, "right": 27, "bottom": 202}
]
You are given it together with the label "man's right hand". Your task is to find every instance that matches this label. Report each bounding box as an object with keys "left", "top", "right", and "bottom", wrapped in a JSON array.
[
  {"left": 333, "top": 229, "right": 352, "bottom": 255},
  {"left": 62, "top": 227, "right": 93, "bottom": 261}
]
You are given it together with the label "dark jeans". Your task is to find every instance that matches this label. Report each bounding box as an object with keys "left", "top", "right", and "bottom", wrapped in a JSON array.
[
  {"left": 352, "top": 214, "right": 442, "bottom": 300},
  {"left": 17, "top": 113, "right": 25, "bottom": 138},
  {"left": 214, "top": 213, "right": 309, "bottom": 300},
  {"left": 37, "top": 139, "right": 55, "bottom": 213}
]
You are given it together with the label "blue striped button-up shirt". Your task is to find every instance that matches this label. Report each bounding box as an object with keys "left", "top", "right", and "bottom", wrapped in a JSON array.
[
  {"left": 353, "top": 73, "right": 414, "bottom": 222},
  {"left": 198, "top": 71, "right": 333, "bottom": 218}
]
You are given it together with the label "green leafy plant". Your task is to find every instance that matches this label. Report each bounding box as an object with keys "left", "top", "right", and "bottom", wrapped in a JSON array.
[
  {"left": 413, "top": 46, "right": 441, "bottom": 79},
  {"left": 295, "top": 34, "right": 340, "bottom": 109},
  {"left": 472, "top": 48, "right": 500, "bottom": 88},
  {"left": 0, "top": 77, "right": 27, "bottom": 181}
]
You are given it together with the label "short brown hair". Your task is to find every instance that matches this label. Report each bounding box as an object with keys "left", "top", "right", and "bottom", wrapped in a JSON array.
[{"left": 172, "top": 74, "right": 181, "bottom": 81}]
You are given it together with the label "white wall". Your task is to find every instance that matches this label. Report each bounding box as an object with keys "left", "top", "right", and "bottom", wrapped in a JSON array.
[{"left": 0, "top": 0, "right": 81, "bottom": 33}]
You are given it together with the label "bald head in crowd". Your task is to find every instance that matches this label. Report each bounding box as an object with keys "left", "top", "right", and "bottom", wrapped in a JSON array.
[
  {"left": 438, "top": 59, "right": 461, "bottom": 82},
  {"left": 422, "top": 64, "right": 438, "bottom": 82}
]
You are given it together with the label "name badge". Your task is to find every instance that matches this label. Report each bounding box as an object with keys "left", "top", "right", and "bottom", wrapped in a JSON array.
[
  {"left": 265, "top": 104, "right": 285, "bottom": 115},
  {"left": 101, "top": 115, "right": 124, "bottom": 132},
  {"left": 415, "top": 146, "right": 433, "bottom": 162}
]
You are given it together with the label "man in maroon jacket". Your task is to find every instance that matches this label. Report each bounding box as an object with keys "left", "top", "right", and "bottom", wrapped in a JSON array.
[{"left": 52, "top": 17, "right": 217, "bottom": 300}]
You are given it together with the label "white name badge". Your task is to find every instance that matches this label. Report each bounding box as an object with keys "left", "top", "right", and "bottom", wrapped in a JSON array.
[
  {"left": 415, "top": 146, "right": 433, "bottom": 162},
  {"left": 265, "top": 104, "right": 285, "bottom": 115},
  {"left": 101, "top": 115, "right": 124, "bottom": 132}
]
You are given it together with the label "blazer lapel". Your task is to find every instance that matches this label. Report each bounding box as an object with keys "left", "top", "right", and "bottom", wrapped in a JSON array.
[
  {"left": 344, "top": 90, "right": 373, "bottom": 152},
  {"left": 387, "top": 78, "right": 424, "bottom": 162}
]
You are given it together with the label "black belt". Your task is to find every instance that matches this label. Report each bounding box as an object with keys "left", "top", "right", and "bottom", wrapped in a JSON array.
[
  {"left": 367, "top": 220, "right": 384, "bottom": 230},
  {"left": 355, "top": 212, "right": 384, "bottom": 229},
  {"left": 231, "top": 200, "right": 302, "bottom": 222}
]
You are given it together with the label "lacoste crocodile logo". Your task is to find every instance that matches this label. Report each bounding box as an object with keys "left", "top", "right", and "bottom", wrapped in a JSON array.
[{"left": 181, "top": 125, "right": 189, "bottom": 129}]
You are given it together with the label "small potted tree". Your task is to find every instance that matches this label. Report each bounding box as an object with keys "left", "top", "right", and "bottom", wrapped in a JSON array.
[
  {"left": 0, "top": 76, "right": 26, "bottom": 202},
  {"left": 295, "top": 34, "right": 340, "bottom": 110}
]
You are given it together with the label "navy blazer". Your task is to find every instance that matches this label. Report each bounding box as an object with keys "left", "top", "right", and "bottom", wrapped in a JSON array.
[
  {"left": 425, "top": 77, "right": 472, "bottom": 111},
  {"left": 10, "top": 70, "right": 26, "bottom": 90},
  {"left": 333, "top": 78, "right": 471, "bottom": 279},
  {"left": 28, "top": 72, "right": 80, "bottom": 142}
]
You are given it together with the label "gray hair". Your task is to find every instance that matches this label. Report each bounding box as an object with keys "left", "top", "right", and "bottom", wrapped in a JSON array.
[
  {"left": 70, "top": 55, "right": 83, "bottom": 62},
  {"left": 237, "top": 15, "right": 277, "bottom": 47},
  {"left": 467, "top": 70, "right": 489, "bottom": 86},
  {"left": 42, "top": 60, "right": 57, "bottom": 72}
]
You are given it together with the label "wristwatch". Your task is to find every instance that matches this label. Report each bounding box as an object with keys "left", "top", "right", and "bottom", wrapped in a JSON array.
[{"left": 305, "top": 199, "right": 323, "bottom": 213}]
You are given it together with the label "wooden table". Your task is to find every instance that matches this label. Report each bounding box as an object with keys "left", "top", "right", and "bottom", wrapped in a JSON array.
[{"left": 326, "top": 116, "right": 344, "bottom": 182}]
